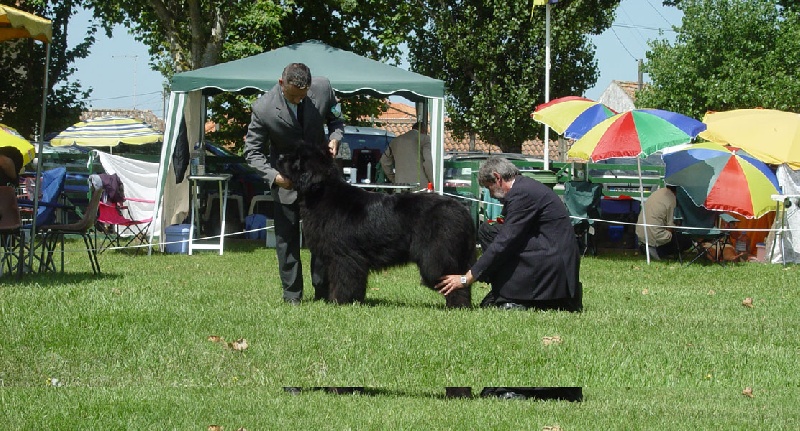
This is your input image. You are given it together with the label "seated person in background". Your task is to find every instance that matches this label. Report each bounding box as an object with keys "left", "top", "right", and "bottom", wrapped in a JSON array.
[
  {"left": 436, "top": 156, "right": 582, "bottom": 312},
  {"left": 379, "top": 122, "right": 433, "bottom": 186},
  {"left": 635, "top": 185, "right": 693, "bottom": 260},
  {"left": 0, "top": 147, "right": 24, "bottom": 187}
]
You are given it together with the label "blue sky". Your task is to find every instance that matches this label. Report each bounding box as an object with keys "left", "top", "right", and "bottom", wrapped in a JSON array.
[{"left": 70, "top": 0, "right": 682, "bottom": 117}]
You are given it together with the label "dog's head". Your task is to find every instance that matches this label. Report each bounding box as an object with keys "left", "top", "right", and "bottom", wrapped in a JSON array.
[{"left": 278, "top": 144, "right": 342, "bottom": 194}]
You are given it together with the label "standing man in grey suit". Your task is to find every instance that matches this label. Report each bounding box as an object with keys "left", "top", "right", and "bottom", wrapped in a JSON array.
[{"left": 244, "top": 63, "right": 345, "bottom": 305}]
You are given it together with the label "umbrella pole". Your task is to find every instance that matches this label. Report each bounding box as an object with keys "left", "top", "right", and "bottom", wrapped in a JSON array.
[
  {"left": 638, "top": 157, "right": 651, "bottom": 265},
  {"left": 29, "top": 42, "right": 51, "bottom": 271}
]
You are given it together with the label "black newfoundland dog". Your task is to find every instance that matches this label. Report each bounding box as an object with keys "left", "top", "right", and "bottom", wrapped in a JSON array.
[{"left": 278, "top": 145, "right": 475, "bottom": 308}]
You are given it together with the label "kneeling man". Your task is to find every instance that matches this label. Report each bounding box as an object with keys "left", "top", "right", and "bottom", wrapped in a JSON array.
[{"left": 437, "top": 156, "right": 582, "bottom": 312}]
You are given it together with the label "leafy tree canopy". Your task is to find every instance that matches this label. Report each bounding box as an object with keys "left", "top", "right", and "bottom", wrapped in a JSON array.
[
  {"left": 408, "top": 0, "right": 620, "bottom": 152},
  {"left": 638, "top": 0, "right": 800, "bottom": 120},
  {"left": 0, "top": 0, "right": 98, "bottom": 139},
  {"left": 83, "top": 0, "right": 420, "bottom": 149}
]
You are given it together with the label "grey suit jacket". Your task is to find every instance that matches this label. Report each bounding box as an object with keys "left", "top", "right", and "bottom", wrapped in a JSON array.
[
  {"left": 379, "top": 129, "right": 433, "bottom": 185},
  {"left": 244, "top": 76, "right": 344, "bottom": 204}
]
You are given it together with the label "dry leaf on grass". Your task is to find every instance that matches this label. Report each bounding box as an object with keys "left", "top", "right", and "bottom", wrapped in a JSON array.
[
  {"left": 207, "top": 335, "right": 223, "bottom": 343},
  {"left": 707, "top": 289, "right": 716, "bottom": 295},
  {"left": 207, "top": 426, "right": 222, "bottom": 431},
  {"left": 742, "top": 297, "right": 754, "bottom": 308},
  {"left": 229, "top": 338, "right": 249, "bottom": 351},
  {"left": 641, "top": 288, "right": 649, "bottom": 295},
  {"left": 542, "top": 426, "right": 563, "bottom": 431},
  {"left": 742, "top": 387, "right": 754, "bottom": 398},
  {"left": 542, "top": 336, "right": 562, "bottom": 346}
]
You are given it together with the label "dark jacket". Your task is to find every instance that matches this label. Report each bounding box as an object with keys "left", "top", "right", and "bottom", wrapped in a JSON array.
[{"left": 471, "top": 175, "right": 580, "bottom": 302}]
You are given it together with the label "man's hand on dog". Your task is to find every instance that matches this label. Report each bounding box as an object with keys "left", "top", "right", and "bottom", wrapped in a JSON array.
[
  {"left": 436, "top": 272, "right": 472, "bottom": 296},
  {"left": 275, "top": 173, "right": 293, "bottom": 189}
]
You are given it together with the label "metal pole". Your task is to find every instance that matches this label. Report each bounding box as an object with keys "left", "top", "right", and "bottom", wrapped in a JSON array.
[
  {"left": 29, "top": 42, "right": 51, "bottom": 271},
  {"left": 543, "top": 3, "right": 551, "bottom": 170},
  {"left": 638, "top": 157, "right": 651, "bottom": 265}
]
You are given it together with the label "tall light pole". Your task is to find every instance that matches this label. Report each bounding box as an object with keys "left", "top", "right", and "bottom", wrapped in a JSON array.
[
  {"left": 533, "top": 0, "right": 557, "bottom": 170},
  {"left": 544, "top": 2, "right": 552, "bottom": 170}
]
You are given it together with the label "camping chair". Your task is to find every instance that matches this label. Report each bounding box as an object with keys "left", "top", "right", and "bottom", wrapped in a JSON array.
[
  {"left": 17, "top": 167, "right": 69, "bottom": 272},
  {"left": 0, "top": 186, "right": 25, "bottom": 279},
  {"left": 18, "top": 167, "right": 69, "bottom": 227},
  {"left": 38, "top": 185, "right": 103, "bottom": 274},
  {"left": 563, "top": 180, "right": 603, "bottom": 256},
  {"left": 96, "top": 197, "right": 155, "bottom": 254},
  {"left": 674, "top": 187, "right": 730, "bottom": 266}
]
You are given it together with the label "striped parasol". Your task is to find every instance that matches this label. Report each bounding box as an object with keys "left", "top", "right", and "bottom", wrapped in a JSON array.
[{"left": 50, "top": 116, "right": 162, "bottom": 147}]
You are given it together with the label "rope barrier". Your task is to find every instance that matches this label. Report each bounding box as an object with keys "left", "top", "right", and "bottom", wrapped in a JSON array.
[{"left": 47, "top": 189, "right": 798, "bottom": 253}]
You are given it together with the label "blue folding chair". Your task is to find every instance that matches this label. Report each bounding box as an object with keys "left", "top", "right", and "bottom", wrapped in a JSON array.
[{"left": 17, "top": 167, "right": 68, "bottom": 271}]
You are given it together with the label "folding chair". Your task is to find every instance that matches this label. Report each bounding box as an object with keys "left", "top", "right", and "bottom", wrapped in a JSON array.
[
  {"left": 17, "top": 167, "right": 69, "bottom": 272},
  {"left": 96, "top": 197, "right": 154, "bottom": 254},
  {"left": 39, "top": 185, "right": 103, "bottom": 274},
  {"left": 674, "top": 188, "right": 730, "bottom": 266},
  {"left": 18, "top": 167, "right": 68, "bottom": 227},
  {"left": 563, "top": 180, "right": 603, "bottom": 256},
  {"left": 0, "top": 186, "right": 24, "bottom": 279}
]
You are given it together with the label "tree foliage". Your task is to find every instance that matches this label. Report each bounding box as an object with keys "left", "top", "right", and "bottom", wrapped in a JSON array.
[
  {"left": 82, "top": 0, "right": 419, "bottom": 149},
  {"left": 0, "top": 0, "right": 97, "bottom": 139},
  {"left": 639, "top": 0, "right": 800, "bottom": 119},
  {"left": 408, "top": 0, "right": 620, "bottom": 152}
]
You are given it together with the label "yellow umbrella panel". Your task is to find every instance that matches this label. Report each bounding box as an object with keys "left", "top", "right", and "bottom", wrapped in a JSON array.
[
  {"left": 700, "top": 109, "right": 800, "bottom": 169},
  {"left": 0, "top": 5, "right": 52, "bottom": 43},
  {"left": 0, "top": 123, "right": 35, "bottom": 165},
  {"left": 51, "top": 116, "right": 163, "bottom": 148}
]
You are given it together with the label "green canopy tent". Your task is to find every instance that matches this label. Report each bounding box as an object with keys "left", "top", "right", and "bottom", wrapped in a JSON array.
[{"left": 152, "top": 40, "right": 446, "bottom": 245}]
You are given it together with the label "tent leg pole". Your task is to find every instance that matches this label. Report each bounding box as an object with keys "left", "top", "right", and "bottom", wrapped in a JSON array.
[{"left": 639, "top": 158, "right": 651, "bottom": 265}]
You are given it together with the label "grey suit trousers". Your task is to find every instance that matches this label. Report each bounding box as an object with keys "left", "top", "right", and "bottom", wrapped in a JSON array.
[{"left": 271, "top": 186, "right": 327, "bottom": 300}]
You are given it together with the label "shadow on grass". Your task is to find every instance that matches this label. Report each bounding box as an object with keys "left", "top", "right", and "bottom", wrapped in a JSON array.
[
  {"left": 360, "top": 296, "right": 446, "bottom": 310},
  {"left": 9, "top": 271, "right": 121, "bottom": 287}
]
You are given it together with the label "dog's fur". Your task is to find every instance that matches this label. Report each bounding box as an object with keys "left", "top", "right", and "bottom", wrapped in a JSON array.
[{"left": 278, "top": 145, "right": 475, "bottom": 307}]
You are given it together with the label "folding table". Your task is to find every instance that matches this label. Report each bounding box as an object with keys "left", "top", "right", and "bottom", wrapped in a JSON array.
[{"left": 188, "top": 173, "right": 232, "bottom": 255}]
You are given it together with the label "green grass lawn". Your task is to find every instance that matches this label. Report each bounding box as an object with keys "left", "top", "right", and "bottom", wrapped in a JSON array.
[{"left": 1, "top": 239, "right": 798, "bottom": 429}]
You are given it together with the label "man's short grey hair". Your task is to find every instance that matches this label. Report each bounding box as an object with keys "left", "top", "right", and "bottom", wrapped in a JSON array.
[
  {"left": 478, "top": 156, "right": 520, "bottom": 185},
  {"left": 282, "top": 63, "right": 312, "bottom": 88}
]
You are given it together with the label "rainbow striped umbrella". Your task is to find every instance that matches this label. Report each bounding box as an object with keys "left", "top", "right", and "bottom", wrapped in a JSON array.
[
  {"left": 532, "top": 96, "right": 616, "bottom": 140},
  {"left": 664, "top": 142, "right": 779, "bottom": 219},
  {"left": 50, "top": 116, "right": 162, "bottom": 148},
  {"left": 567, "top": 109, "right": 706, "bottom": 264},
  {"left": 568, "top": 109, "right": 706, "bottom": 161}
]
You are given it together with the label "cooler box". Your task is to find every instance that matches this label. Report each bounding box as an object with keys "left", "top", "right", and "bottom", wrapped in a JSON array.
[
  {"left": 165, "top": 224, "right": 192, "bottom": 254},
  {"left": 608, "top": 225, "right": 624, "bottom": 242}
]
